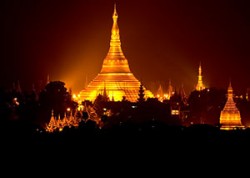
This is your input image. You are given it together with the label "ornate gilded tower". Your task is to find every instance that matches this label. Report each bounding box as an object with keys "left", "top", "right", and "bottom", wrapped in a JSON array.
[
  {"left": 79, "top": 4, "right": 153, "bottom": 102},
  {"left": 219, "top": 82, "right": 244, "bottom": 130},
  {"left": 195, "top": 62, "right": 205, "bottom": 91}
]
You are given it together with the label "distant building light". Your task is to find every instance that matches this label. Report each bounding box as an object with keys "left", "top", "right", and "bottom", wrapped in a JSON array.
[
  {"left": 171, "top": 109, "right": 180, "bottom": 115},
  {"left": 13, "top": 97, "right": 20, "bottom": 106},
  {"left": 132, "top": 105, "right": 137, "bottom": 109}
]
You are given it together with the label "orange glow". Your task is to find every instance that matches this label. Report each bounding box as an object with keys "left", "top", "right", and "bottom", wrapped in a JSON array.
[
  {"left": 171, "top": 110, "right": 180, "bottom": 115},
  {"left": 155, "top": 80, "right": 174, "bottom": 101},
  {"left": 78, "top": 4, "right": 153, "bottom": 102}
]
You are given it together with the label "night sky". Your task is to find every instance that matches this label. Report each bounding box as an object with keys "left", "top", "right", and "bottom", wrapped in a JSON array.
[{"left": 4, "top": 0, "right": 250, "bottom": 94}]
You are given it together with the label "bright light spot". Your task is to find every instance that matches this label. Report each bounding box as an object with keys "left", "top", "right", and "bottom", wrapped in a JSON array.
[
  {"left": 13, "top": 97, "right": 20, "bottom": 106},
  {"left": 171, "top": 109, "right": 180, "bottom": 115}
]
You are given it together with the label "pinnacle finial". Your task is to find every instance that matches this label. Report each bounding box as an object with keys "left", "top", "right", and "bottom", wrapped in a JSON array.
[
  {"left": 228, "top": 78, "right": 232, "bottom": 88},
  {"left": 227, "top": 78, "right": 233, "bottom": 96},
  {"left": 113, "top": 3, "right": 117, "bottom": 16}
]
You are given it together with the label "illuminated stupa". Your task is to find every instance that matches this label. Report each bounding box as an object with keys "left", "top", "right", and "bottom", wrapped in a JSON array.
[
  {"left": 195, "top": 62, "right": 205, "bottom": 91},
  {"left": 219, "top": 82, "right": 244, "bottom": 130},
  {"left": 79, "top": 5, "right": 153, "bottom": 102}
]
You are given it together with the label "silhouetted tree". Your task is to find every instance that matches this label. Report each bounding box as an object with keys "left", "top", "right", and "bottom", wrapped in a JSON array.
[
  {"left": 138, "top": 84, "right": 145, "bottom": 103},
  {"left": 39, "top": 81, "right": 73, "bottom": 125},
  {"left": 187, "top": 88, "right": 226, "bottom": 125},
  {"left": 93, "top": 94, "right": 108, "bottom": 117}
]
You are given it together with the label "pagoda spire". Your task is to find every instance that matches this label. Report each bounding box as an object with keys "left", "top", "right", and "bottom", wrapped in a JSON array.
[
  {"left": 111, "top": 3, "right": 120, "bottom": 46},
  {"left": 114, "top": 3, "right": 117, "bottom": 17},
  {"left": 78, "top": 4, "right": 154, "bottom": 102},
  {"left": 195, "top": 62, "right": 205, "bottom": 91},
  {"left": 101, "top": 3, "right": 131, "bottom": 73},
  {"left": 228, "top": 80, "right": 233, "bottom": 96},
  {"left": 225, "top": 80, "right": 234, "bottom": 104},
  {"left": 109, "top": 3, "right": 122, "bottom": 56}
]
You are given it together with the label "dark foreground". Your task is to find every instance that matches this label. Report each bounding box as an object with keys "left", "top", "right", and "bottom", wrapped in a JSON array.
[
  {"left": 2, "top": 120, "right": 250, "bottom": 175},
  {"left": 3, "top": 120, "right": 250, "bottom": 147}
]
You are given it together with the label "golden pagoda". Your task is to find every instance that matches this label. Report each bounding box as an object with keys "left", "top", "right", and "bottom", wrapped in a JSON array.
[
  {"left": 219, "top": 82, "right": 244, "bottom": 130},
  {"left": 79, "top": 4, "right": 153, "bottom": 102},
  {"left": 195, "top": 62, "right": 205, "bottom": 91}
]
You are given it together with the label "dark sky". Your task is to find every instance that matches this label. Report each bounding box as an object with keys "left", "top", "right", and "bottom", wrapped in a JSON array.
[{"left": 4, "top": 0, "right": 250, "bottom": 94}]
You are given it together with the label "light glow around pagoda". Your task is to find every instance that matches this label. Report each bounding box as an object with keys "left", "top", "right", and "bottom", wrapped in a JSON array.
[{"left": 78, "top": 4, "right": 153, "bottom": 102}]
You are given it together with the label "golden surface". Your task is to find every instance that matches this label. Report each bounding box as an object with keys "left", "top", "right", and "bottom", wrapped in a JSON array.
[
  {"left": 219, "top": 82, "right": 244, "bottom": 130},
  {"left": 79, "top": 5, "right": 153, "bottom": 102},
  {"left": 196, "top": 63, "right": 205, "bottom": 91}
]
